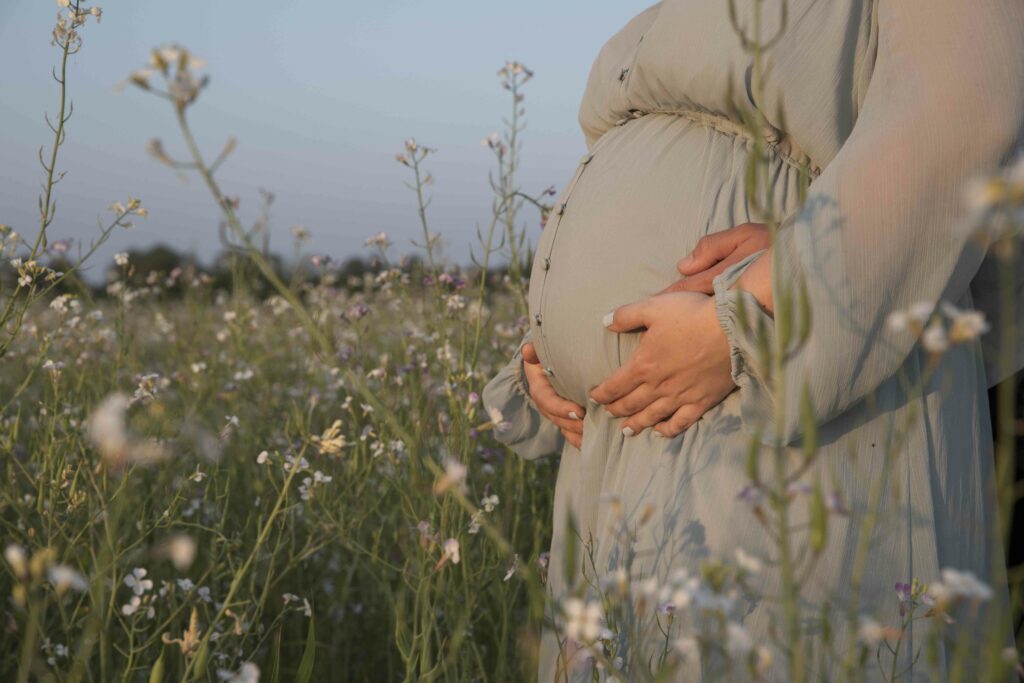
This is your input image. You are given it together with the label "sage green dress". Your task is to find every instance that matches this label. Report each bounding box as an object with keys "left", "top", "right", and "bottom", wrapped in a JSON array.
[{"left": 482, "top": 0, "right": 1024, "bottom": 680}]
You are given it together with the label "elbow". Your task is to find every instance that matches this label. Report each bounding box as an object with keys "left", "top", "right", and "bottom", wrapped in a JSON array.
[{"left": 964, "top": 55, "right": 1024, "bottom": 167}]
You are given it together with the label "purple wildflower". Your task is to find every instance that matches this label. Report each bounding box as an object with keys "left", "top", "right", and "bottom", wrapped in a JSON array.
[
  {"left": 895, "top": 582, "right": 912, "bottom": 616},
  {"left": 737, "top": 483, "right": 763, "bottom": 505}
]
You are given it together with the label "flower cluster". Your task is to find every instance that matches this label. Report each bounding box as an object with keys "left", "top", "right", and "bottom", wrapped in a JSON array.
[{"left": 887, "top": 300, "right": 990, "bottom": 353}]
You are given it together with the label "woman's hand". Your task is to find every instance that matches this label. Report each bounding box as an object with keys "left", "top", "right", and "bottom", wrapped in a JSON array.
[
  {"left": 660, "top": 223, "right": 771, "bottom": 295},
  {"left": 521, "top": 342, "right": 586, "bottom": 449},
  {"left": 589, "top": 292, "right": 735, "bottom": 438}
]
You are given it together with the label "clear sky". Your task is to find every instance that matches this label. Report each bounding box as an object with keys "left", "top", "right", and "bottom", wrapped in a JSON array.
[{"left": 0, "top": 0, "right": 653, "bottom": 279}]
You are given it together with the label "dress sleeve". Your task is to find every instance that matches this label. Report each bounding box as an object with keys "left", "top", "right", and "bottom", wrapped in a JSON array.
[
  {"left": 713, "top": 0, "right": 1024, "bottom": 446},
  {"left": 481, "top": 330, "right": 565, "bottom": 460}
]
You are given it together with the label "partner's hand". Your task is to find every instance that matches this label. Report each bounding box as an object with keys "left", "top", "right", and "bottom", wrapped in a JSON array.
[
  {"left": 521, "top": 342, "right": 586, "bottom": 449},
  {"left": 660, "top": 222, "right": 771, "bottom": 295},
  {"left": 590, "top": 292, "right": 735, "bottom": 438}
]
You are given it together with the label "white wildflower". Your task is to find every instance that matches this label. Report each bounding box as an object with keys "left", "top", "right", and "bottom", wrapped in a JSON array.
[
  {"left": 940, "top": 302, "right": 990, "bottom": 343},
  {"left": 921, "top": 321, "right": 949, "bottom": 353},
  {"left": 857, "top": 615, "right": 886, "bottom": 645},
  {"left": 363, "top": 231, "right": 392, "bottom": 249},
  {"left": 600, "top": 569, "right": 628, "bottom": 597},
  {"left": 124, "top": 567, "right": 153, "bottom": 595},
  {"left": 929, "top": 568, "right": 993, "bottom": 604},
  {"left": 86, "top": 393, "right": 170, "bottom": 470},
  {"left": 486, "top": 406, "right": 511, "bottom": 432},
  {"left": 445, "top": 295, "right": 466, "bottom": 313},
  {"left": 4, "top": 544, "right": 28, "bottom": 579},
  {"left": 467, "top": 510, "right": 483, "bottom": 535},
  {"left": 48, "top": 565, "right": 88, "bottom": 594},
  {"left": 562, "top": 598, "right": 606, "bottom": 643},
  {"left": 503, "top": 554, "right": 519, "bottom": 582},
  {"left": 638, "top": 576, "right": 660, "bottom": 600},
  {"left": 442, "top": 538, "right": 460, "bottom": 565},
  {"left": 676, "top": 635, "right": 700, "bottom": 660},
  {"left": 433, "top": 458, "right": 468, "bottom": 495},
  {"left": 121, "top": 596, "right": 143, "bottom": 616},
  {"left": 49, "top": 294, "right": 73, "bottom": 313},
  {"left": 154, "top": 533, "right": 197, "bottom": 571},
  {"left": 725, "top": 622, "right": 753, "bottom": 658},
  {"left": 218, "top": 662, "right": 260, "bottom": 683},
  {"left": 909, "top": 301, "right": 935, "bottom": 324},
  {"left": 734, "top": 547, "right": 763, "bottom": 574},
  {"left": 887, "top": 301, "right": 934, "bottom": 333}
]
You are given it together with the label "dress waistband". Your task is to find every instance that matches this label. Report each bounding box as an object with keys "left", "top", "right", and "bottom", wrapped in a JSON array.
[{"left": 614, "top": 107, "right": 822, "bottom": 178}]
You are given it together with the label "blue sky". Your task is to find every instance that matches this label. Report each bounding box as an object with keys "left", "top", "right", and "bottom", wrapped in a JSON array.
[{"left": 0, "top": 0, "right": 652, "bottom": 279}]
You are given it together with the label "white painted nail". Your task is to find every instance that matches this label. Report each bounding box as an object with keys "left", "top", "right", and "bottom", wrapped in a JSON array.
[
  {"left": 602, "top": 311, "right": 615, "bottom": 328},
  {"left": 652, "top": 431, "right": 665, "bottom": 438},
  {"left": 568, "top": 411, "right": 581, "bottom": 420},
  {"left": 588, "top": 396, "right": 598, "bottom": 405},
  {"left": 622, "top": 426, "right": 635, "bottom": 437}
]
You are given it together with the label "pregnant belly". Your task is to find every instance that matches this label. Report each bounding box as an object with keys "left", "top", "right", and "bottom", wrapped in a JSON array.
[{"left": 527, "top": 112, "right": 805, "bottom": 407}]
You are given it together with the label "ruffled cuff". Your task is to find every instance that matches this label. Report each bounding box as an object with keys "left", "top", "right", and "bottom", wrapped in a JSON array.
[
  {"left": 712, "top": 249, "right": 779, "bottom": 445},
  {"left": 481, "top": 333, "right": 565, "bottom": 460}
]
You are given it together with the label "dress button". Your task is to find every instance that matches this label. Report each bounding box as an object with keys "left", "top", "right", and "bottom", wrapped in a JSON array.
[
  {"left": 619, "top": 67, "right": 629, "bottom": 81},
  {"left": 579, "top": 153, "right": 593, "bottom": 165},
  {"left": 554, "top": 202, "right": 566, "bottom": 216},
  {"left": 542, "top": 257, "right": 550, "bottom": 270},
  {"left": 534, "top": 313, "right": 543, "bottom": 326}
]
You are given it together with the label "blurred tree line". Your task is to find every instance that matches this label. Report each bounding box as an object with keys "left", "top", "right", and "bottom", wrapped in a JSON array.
[{"left": 0, "top": 242, "right": 472, "bottom": 300}]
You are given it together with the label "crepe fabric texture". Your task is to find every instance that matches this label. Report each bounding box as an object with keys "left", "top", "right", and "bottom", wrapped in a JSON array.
[{"left": 482, "top": 0, "right": 1024, "bottom": 680}]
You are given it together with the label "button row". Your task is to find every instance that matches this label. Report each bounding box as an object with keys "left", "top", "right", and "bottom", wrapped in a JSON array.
[
  {"left": 531, "top": 145, "right": 597, "bottom": 388},
  {"left": 615, "top": 109, "right": 647, "bottom": 126}
]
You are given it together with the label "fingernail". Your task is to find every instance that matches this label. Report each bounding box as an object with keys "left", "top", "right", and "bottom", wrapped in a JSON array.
[
  {"left": 588, "top": 396, "right": 598, "bottom": 405},
  {"left": 678, "top": 254, "right": 693, "bottom": 269},
  {"left": 652, "top": 431, "right": 665, "bottom": 438},
  {"left": 622, "top": 426, "right": 635, "bottom": 437},
  {"left": 568, "top": 411, "right": 581, "bottom": 420},
  {"left": 602, "top": 311, "right": 614, "bottom": 328}
]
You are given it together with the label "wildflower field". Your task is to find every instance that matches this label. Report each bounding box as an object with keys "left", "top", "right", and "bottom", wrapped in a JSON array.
[
  {"left": 2, "top": 5, "right": 563, "bottom": 681},
  {"left": 3, "top": 3, "right": 1024, "bottom": 683}
]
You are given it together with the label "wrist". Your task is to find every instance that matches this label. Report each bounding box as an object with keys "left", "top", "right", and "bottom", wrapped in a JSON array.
[
  {"left": 732, "top": 249, "right": 774, "bottom": 317},
  {"left": 700, "top": 294, "right": 729, "bottom": 344}
]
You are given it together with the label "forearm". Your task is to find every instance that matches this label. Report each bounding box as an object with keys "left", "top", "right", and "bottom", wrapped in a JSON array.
[{"left": 732, "top": 247, "right": 774, "bottom": 317}]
